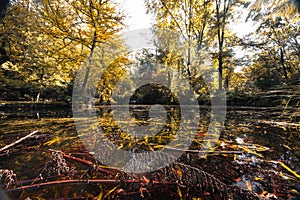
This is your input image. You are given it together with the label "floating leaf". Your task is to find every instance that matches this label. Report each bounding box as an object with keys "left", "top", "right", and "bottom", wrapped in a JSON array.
[
  {"left": 103, "top": 186, "right": 119, "bottom": 199},
  {"left": 44, "top": 137, "right": 60, "bottom": 146},
  {"left": 177, "top": 186, "right": 183, "bottom": 200}
]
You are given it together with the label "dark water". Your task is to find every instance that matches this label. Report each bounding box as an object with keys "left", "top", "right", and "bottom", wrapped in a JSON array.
[{"left": 0, "top": 102, "right": 299, "bottom": 199}]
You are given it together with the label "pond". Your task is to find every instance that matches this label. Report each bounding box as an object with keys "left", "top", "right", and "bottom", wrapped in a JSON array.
[{"left": 0, "top": 102, "right": 299, "bottom": 199}]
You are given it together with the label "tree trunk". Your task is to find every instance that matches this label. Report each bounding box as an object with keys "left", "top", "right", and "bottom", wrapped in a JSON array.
[
  {"left": 218, "top": 54, "right": 223, "bottom": 90},
  {"left": 280, "top": 47, "right": 288, "bottom": 79}
]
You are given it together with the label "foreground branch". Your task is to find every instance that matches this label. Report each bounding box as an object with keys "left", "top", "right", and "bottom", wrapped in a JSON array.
[{"left": 5, "top": 179, "right": 177, "bottom": 192}]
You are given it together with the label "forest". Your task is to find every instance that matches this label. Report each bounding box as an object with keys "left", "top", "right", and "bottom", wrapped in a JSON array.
[
  {"left": 0, "top": 0, "right": 299, "bottom": 104},
  {"left": 0, "top": 0, "right": 300, "bottom": 199}
]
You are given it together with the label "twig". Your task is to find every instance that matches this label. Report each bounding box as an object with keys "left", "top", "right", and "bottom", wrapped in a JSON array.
[
  {"left": 48, "top": 149, "right": 114, "bottom": 175},
  {"left": 5, "top": 179, "right": 178, "bottom": 192},
  {"left": 0, "top": 130, "right": 39, "bottom": 152},
  {"left": 5, "top": 179, "right": 128, "bottom": 192}
]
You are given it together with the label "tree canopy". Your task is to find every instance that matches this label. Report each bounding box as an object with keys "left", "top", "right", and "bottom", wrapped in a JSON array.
[
  {"left": 0, "top": 0, "right": 127, "bottom": 101},
  {"left": 0, "top": 0, "right": 299, "bottom": 102}
]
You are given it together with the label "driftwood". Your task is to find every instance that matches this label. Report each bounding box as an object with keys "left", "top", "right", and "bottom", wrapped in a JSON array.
[{"left": 0, "top": 130, "right": 39, "bottom": 152}]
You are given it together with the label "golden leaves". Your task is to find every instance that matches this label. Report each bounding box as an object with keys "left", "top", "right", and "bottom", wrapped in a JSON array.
[{"left": 1, "top": 0, "right": 127, "bottom": 90}]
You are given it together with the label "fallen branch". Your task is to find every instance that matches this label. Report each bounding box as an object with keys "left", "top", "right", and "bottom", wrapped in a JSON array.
[
  {"left": 5, "top": 179, "right": 178, "bottom": 192},
  {"left": 0, "top": 130, "right": 39, "bottom": 152},
  {"left": 48, "top": 149, "right": 114, "bottom": 175}
]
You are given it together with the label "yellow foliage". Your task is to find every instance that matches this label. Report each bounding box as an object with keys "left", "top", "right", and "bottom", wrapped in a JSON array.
[{"left": 1, "top": 0, "right": 126, "bottom": 90}]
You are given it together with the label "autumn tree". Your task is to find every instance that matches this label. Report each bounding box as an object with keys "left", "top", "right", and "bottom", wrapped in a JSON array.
[
  {"left": 145, "top": 0, "right": 247, "bottom": 91},
  {"left": 243, "top": 0, "right": 300, "bottom": 90},
  {"left": 210, "top": 0, "right": 235, "bottom": 90},
  {"left": 39, "top": 0, "right": 126, "bottom": 88},
  {"left": 0, "top": 0, "right": 127, "bottom": 101},
  {"left": 145, "top": 0, "right": 213, "bottom": 75},
  {"left": 0, "top": 0, "right": 9, "bottom": 65},
  {"left": 247, "top": 0, "right": 300, "bottom": 21}
]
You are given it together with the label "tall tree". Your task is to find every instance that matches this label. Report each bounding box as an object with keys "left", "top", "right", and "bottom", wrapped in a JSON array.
[
  {"left": 39, "top": 0, "right": 126, "bottom": 89},
  {"left": 145, "top": 0, "right": 213, "bottom": 73},
  {"left": 212, "top": 0, "right": 232, "bottom": 90},
  {"left": 145, "top": 0, "right": 242, "bottom": 90}
]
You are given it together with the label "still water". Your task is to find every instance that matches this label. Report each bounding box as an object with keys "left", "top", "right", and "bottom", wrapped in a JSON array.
[{"left": 0, "top": 102, "right": 299, "bottom": 199}]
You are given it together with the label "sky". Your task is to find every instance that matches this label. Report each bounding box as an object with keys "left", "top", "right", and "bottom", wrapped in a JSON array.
[
  {"left": 118, "top": 0, "right": 256, "bottom": 35},
  {"left": 116, "top": 0, "right": 154, "bottom": 31},
  {"left": 117, "top": 2, "right": 253, "bottom": 35},
  {"left": 117, "top": 0, "right": 257, "bottom": 66}
]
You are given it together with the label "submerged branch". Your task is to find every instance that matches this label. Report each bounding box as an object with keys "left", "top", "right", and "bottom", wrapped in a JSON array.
[
  {"left": 0, "top": 130, "right": 39, "bottom": 153},
  {"left": 48, "top": 149, "right": 115, "bottom": 175},
  {"left": 5, "top": 179, "right": 178, "bottom": 193}
]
